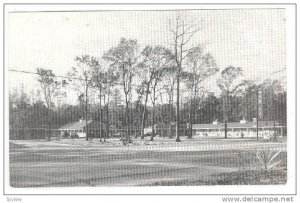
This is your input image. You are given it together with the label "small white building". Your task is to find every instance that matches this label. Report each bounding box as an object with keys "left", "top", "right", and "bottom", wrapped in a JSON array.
[{"left": 59, "top": 119, "right": 106, "bottom": 138}]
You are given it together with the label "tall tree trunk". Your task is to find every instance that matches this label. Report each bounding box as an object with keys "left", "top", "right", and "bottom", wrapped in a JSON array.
[
  {"left": 85, "top": 83, "right": 89, "bottom": 141},
  {"left": 168, "top": 99, "right": 173, "bottom": 138},
  {"left": 103, "top": 94, "right": 107, "bottom": 142},
  {"left": 224, "top": 122, "right": 228, "bottom": 139},
  {"left": 141, "top": 86, "right": 150, "bottom": 139},
  {"left": 175, "top": 75, "right": 181, "bottom": 142},
  {"left": 188, "top": 77, "right": 197, "bottom": 139},
  {"left": 125, "top": 97, "right": 131, "bottom": 143},
  {"left": 106, "top": 102, "right": 109, "bottom": 141},
  {"left": 188, "top": 96, "right": 193, "bottom": 139},
  {"left": 99, "top": 86, "right": 102, "bottom": 142},
  {"left": 136, "top": 103, "right": 142, "bottom": 139},
  {"left": 272, "top": 92, "right": 277, "bottom": 141},
  {"left": 159, "top": 92, "right": 164, "bottom": 124},
  {"left": 224, "top": 91, "right": 228, "bottom": 139},
  {"left": 47, "top": 106, "right": 51, "bottom": 140},
  {"left": 256, "top": 88, "right": 259, "bottom": 141},
  {"left": 150, "top": 87, "right": 156, "bottom": 141}
]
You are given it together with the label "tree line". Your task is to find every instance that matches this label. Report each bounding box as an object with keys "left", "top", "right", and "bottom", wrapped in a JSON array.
[{"left": 9, "top": 16, "right": 287, "bottom": 142}]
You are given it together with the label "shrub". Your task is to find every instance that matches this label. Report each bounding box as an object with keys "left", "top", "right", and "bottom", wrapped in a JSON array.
[{"left": 256, "top": 148, "right": 282, "bottom": 171}]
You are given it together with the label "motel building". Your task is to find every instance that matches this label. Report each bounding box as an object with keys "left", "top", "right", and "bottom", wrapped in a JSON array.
[
  {"left": 58, "top": 119, "right": 107, "bottom": 138},
  {"left": 192, "top": 118, "right": 287, "bottom": 139}
]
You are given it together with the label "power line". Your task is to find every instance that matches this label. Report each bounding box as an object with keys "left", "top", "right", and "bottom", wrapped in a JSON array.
[
  {"left": 8, "top": 68, "right": 141, "bottom": 88},
  {"left": 9, "top": 69, "right": 91, "bottom": 82},
  {"left": 270, "top": 68, "right": 286, "bottom": 75}
]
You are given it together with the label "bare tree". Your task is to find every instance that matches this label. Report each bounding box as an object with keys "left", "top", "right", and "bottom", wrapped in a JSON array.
[
  {"left": 103, "top": 38, "right": 139, "bottom": 144},
  {"left": 184, "top": 46, "right": 218, "bottom": 138},
  {"left": 102, "top": 68, "right": 119, "bottom": 141},
  {"left": 90, "top": 58, "right": 106, "bottom": 142},
  {"left": 138, "top": 46, "right": 174, "bottom": 140},
  {"left": 169, "top": 15, "right": 202, "bottom": 142},
  {"left": 135, "top": 79, "right": 148, "bottom": 138},
  {"left": 36, "top": 68, "right": 66, "bottom": 140},
  {"left": 110, "top": 88, "right": 122, "bottom": 133},
  {"left": 162, "top": 66, "right": 177, "bottom": 128},
  {"left": 68, "top": 55, "right": 94, "bottom": 141},
  {"left": 134, "top": 82, "right": 146, "bottom": 138},
  {"left": 217, "top": 66, "right": 245, "bottom": 138}
]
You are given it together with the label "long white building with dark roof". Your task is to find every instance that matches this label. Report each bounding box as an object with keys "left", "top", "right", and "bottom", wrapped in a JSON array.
[{"left": 192, "top": 118, "right": 286, "bottom": 139}]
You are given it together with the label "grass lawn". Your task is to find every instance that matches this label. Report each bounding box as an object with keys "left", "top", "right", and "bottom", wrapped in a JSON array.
[
  {"left": 9, "top": 138, "right": 287, "bottom": 187},
  {"left": 145, "top": 170, "right": 287, "bottom": 186}
]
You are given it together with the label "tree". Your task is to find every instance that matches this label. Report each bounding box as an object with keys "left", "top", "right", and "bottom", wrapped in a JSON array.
[
  {"left": 90, "top": 58, "right": 106, "bottom": 142},
  {"left": 138, "top": 45, "right": 174, "bottom": 140},
  {"left": 194, "top": 92, "right": 223, "bottom": 124},
  {"left": 68, "top": 55, "right": 94, "bottom": 141},
  {"left": 169, "top": 16, "right": 202, "bottom": 142},
  {"left": 260, "top": 79, "right": 284, "bottom": 141},
  {"left": 9, "top": 86, "right": 31, "bottom": 139},
  {"left": 217, "top": 66, "right": 245, "bottom": 138},
  {"left": 36, "top": 68, "right": 66, "bottom": 140},
  {"left": 103, "top": 38, "right": 139, "bottom": 143},
  {"left": 184, "top": 45, "right": 218, "bottom": 138},
  {"left": 240, "top": 81, "right": 262, "bottom": 140},
  {"left": 241, "top": 79, "right": 285, "bottom": 140},
  {"left": 102, "top": 68, "right": 119, "bottom": 140},
  {"left": 135, "top": 81, "right": 147, "bottom": 138},
  {"left": 108, "top": 89, "right": 123, "bottom": 132},
  {"left": 161, "top": 66, "right": 177, "bottom": 126}
]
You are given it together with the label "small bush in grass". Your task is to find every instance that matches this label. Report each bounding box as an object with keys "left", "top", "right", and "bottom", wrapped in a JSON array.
[{"left": 256, "top": 148, "right": 282, "bottom": 171}]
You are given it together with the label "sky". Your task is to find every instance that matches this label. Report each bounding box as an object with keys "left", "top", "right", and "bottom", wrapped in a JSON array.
[{"left": 7, "top": 9, "right": 286, "bottom": 105}]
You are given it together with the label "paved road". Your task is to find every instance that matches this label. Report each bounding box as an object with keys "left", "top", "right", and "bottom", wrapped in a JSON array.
[{"left": 9, "top": 139, "right": 287, "bottom": 187}]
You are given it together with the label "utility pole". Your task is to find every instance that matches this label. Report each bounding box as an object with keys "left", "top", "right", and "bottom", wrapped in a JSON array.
[
  {"left": 224, "top": 91, "right": 229, "bottom": 139},
  {"left": 256, "top": 88, "right": 259, "bottom": 141},
  {"left": 176, "top": 74, "right": 180, "bottom": 142},
  {"left": 272, "top": 91, "right": 277, "bottom": 141},
  {"left": 85, "top": 78, "right": 89, "bottom": 141},
  {"left": 99, "top": 85, "right": 102, "bottom": 142}
]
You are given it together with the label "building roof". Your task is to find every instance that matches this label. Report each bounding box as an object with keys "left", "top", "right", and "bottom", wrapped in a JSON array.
[
  {"left": 59, "top": 120, "right": 106, "bottom": 131},
  {"left": 86, "top": 121, "right": 107, "bottom": 130},
  {"left": 58, "top": 121, "right": 79, "bottom": 130},
  {"left": 193, "top": 121, "right": 280, "bottom": 129}
]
